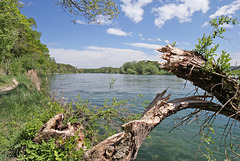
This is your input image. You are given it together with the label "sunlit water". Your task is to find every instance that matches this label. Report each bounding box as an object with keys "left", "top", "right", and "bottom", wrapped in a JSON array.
[{"left": 47, "top": 73, "right": 239, "bottom": 161}]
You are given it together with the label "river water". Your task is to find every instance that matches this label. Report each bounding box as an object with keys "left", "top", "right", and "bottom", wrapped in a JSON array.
[{"left": 47, "top": 73, "right": 238, "bottom": 160}]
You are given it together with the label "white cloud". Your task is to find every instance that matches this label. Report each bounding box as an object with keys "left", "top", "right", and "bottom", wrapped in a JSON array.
[
  {"left": 209, "top": 0, "right": 240, "bottom": 19},
  {"left": 19, "top": 1, "right": 33, "bottom": 6},
  {"left": 125, "top": 43, "right": 162, "bottom": 49},
  {"left": 120, "top": 0, "right": 153, "bottom": 23},
  {"left": 201, "top": 21, "right": 209, "bottom": 28},
  {"left": 165, "top": 40, "right": 170, "bottom": 44},
  {"left": 19, "top": 1, "right": 24, "bottom": 5},
  {"left": 219, "top": 24, "right": 233, "bottom": 28},
  {"left": 138, "top": 34, "right": 146, "bottom": 40},
  {"left": 147, "top": 38, "right": 162, "bottom": 41},
  {"left": 202, "top": 22, "right": 234, "bottom": 28},
  {"left": 76, "top": 15, "right": 112, "bottom": 25},
  {"left": 49, "top": 46, "right": 158, "bottom": 68},
  {"left": 152, "top": 0, "right": 210, "bottom": 28},
  {"left": 106, "top": 28, "right": 130, "bottom": 36}
]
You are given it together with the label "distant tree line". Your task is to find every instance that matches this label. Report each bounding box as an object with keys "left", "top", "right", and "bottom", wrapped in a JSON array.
[
  {"left": 80, "top": 60, "right": 172, "bottom": 75},
  {"left": 80, "top": 67, "right": 120, "bottom": 74},
  {"left": 56, "top": 63, "right": 78, "bottom": 74}
]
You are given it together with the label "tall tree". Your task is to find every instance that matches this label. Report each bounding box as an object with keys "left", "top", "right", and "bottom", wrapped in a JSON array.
[
  {"left": 0, "top": 0, "right": 26, "bottom": 72},
  {"left": 0, "top": 0, "right": 57, "bottom": 75}
]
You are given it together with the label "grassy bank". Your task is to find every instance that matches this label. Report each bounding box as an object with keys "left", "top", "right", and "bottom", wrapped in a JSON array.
[
  {"left": 0, "top": 74, "right": 140, "bottom": 160},
  {"left": 0, "top": 75, "right": 41, "bottom": 159},
  {"left": 0, "top": 74, "right": 66, "bottom": 160}
]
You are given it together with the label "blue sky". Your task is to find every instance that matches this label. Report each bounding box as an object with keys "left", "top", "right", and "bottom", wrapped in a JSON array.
[{"left": 21, "top": 0, "right": 240, "bottom": 68}]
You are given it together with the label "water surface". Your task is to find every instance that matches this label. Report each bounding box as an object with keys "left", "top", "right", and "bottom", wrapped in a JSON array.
[{"left": 47, "top": 73, "right": 238, "bottom": 160}]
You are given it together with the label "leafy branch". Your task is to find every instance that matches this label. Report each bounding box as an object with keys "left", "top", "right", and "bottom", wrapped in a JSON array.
[{"left": 194, "top": 16, "right": 238, "bottom": 73}]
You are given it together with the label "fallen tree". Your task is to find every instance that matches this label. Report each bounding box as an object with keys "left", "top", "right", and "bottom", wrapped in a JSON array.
[
  {"left": 158, "top": 44, "right": 240, "bottom": 120},
  {"left": 30, "top": 16, "right": 240, "bottom": 160},
  {"left": 82, "top": 45, "right": 240, "bottom": 160},
  {"left": 33, "top": 44, "right": 239, "bottom": 160}
]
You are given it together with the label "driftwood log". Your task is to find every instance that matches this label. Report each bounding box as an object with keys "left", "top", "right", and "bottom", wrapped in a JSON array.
[{"left": 36, "top": 45, "right": 239, "bottom": 160}]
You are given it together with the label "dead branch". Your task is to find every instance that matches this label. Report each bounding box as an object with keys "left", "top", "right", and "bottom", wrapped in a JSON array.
[
  {"left": 157, "top": 44, "right": 240, "bottom": 120},
  {"left": 35, "top": 45, "right": 240, "bottom": 160},
  {"left": 84, "top": 91, "right": 223, "bottom": 160}
]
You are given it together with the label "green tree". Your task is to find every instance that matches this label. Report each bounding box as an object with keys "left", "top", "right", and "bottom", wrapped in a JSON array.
[
  {"left": 134, "top": 61, "right": 145, "bottom": 74},
  {"left": 0, "top": 0, "right": 58, "bottom": 75},
  {"left": 0, "top": 0, "right": 28, "bottom": 73},
  {"left": 126, "top": 68, "right": 137, "bottom": 74},
  {"left": 122, "top": 61, "right": 136, "bottom": 73},
  {"left": 143, "top": 65, "right": 159, "bottom": 75}
]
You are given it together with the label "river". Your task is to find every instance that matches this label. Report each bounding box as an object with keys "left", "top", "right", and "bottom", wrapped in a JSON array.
[{"left": 47, "top": 73, "right": 238, "bottom": 161}]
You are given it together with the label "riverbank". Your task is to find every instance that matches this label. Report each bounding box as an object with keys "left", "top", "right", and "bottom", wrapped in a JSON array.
[
  {"left": 0, "top": 73, "right": 140, "bottom": 160},
  {"left": 0, "top": 75, "right": 38, "bottom": 159},
  {"left": 0, "top": 74, "right": 61, "bottom": 160}
]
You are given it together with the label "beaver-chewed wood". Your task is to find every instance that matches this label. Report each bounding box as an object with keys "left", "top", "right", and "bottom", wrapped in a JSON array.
[
  {"left": 157, "top": 44, "right": 240, "bottom": 120},
  {"left": 84, "top": 90, "right": 220, "bottom": 161}
]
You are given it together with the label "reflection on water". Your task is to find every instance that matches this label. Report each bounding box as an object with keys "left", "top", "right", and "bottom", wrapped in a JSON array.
[{"left": 47, "top": 73, "right": 239, "bottom": 160}]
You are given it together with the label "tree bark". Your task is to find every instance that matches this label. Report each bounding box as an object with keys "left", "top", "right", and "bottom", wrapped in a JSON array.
[
  {"left": 84, "top": 91, "right": 223, "bottom": 160},
  {"left": 33, "top": 113, "right": 85, "bottom": 150},
  {"left": 157, "top": 44, "right": 240, "bottom": 120}
]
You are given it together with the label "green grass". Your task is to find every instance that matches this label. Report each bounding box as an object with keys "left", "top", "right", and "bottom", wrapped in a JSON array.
[
  {"left": 0, "top": 74, "right": 80, "bottom": 160},
  {"left": 0, "top": 75, "right": 15, "bottom": 90},
  {"left": 0, "top": 75, "right": 44, "bottom": 160},
  {"left": 0, "top": 74, "right": 141, "bottom": 160}
]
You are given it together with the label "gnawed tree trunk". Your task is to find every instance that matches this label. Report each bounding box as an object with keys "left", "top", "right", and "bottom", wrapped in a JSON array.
[
  {"left": 83, "top": 45, "right": 240, "bottom": 160},
  {"left": 84, "top": 91, "right": 240, "bottom": 160},
  {"left": 36, "top": 45, "right": 240, "bottom": 160},
  {"left": 33, "top": 113, "right": 85, "bottom": 150},
  {"left": 157, "top": 44, "right": 240, "bottom": 120}
]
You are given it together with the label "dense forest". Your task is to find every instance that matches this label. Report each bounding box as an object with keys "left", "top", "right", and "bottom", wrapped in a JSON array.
[
  {"left": 81, "top": 60, "right": 172, "bottom": 75},
  {"left": 0, "top": 0, "right": 79, "bottom": 76}
]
